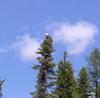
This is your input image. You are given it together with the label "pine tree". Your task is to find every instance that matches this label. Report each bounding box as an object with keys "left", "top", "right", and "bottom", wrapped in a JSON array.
[
  {"left": 55, "top": 52, "right": 75, "bottom": 98},
  {"left": 77, "top": 67, "right": 90, "bottom": 98},
  {"left": 32, "top": 33, "right": 55, "bottom": 98},
  {"left": 97, "top": 83, "right": 100, "bottom": 98},
  {"left": 0, "top": 79, "right": 4, "bottom": 98},
  {"left": 87, "top": 48, "right": 100, "bottom": 98}
]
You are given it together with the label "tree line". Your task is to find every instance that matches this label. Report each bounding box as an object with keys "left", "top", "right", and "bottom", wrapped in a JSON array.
[
  {"left": 32, "top": 34, "right": 100, "bottom": 98},
  {"left": 0, "top": 34, "right": 100, "bottom": 98}
]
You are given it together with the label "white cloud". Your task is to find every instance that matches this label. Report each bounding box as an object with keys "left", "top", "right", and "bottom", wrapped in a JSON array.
[
  {"left": 49, "top": 21, "right": 98, "bottom": 55},
  {"left": 12, "top": 34, "right": 40, "bottom": 61},
  {"left": 0, "top": 48, "right": 7, "bottom": 54}
]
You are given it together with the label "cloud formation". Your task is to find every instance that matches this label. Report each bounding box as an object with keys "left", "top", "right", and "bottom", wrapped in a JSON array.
[
  {"left": 0, "top": 48, "right": 7, "bottom": 54},
  {"left": 12, "top": 34, "right": 40, "bottom": 61},
  {"left": 49, "top": 21, "right": 98, "bottom": 55}
]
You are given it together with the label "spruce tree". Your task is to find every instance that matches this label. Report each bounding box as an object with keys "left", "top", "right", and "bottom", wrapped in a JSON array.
[
  {"left": 77, "top": 67, "right": 90, "bottom": 98},
  {"left": 32, "top": 33, "right": 55, "bottom": 98},
  {"left": 87, "top": 48, "right": 100, "bottom": 98},
  {"left": 55, "top": 52, "right": 75, "bottom": 98},
  {"left": 0, "top": 79, "right": 4, "bottom": 98},
  {"left": 97, "top": 83, "right": 100, "bottom": 98}
]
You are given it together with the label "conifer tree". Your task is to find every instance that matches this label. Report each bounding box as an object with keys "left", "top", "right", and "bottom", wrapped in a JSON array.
[
  {"left": 55, "top": 52, "right": 75, "bottom": 98},
  {"left": 0, "top": 79, "right": 4, "bottom": 98},
  {"left": 97, "top": 83, "right": 100, "bottom": 98},
  {"left": 32, "top": 33, "right": 55, "bottom": 98},
  {"left": 77, "top": 67, "right": 90, "bottom": 98},
  {"left": 87, "top": 48, "right": 100, "bottom": 98}
]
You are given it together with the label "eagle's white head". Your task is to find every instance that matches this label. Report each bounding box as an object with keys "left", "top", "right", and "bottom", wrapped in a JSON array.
[{"left": 45, "top": 32, "right": 48, "bottom": 36}]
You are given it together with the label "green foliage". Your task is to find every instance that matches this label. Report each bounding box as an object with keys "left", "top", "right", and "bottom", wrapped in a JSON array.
[
  {"left": 55, "top": 52, "right": 76, "bottom": 98},
  {"left": 32, "top": 34, "right": 55, "bottom": 98},
  {"left": 87, "top": 48, "right": 100, "bottom": 98},
  {"left": 0, "top": 79, "right": 5, "bottom": 98},
  {"left": 97, "top": 83, "right": 100, "bottom": 98},
  {"left": 31, "top": 35, "right": 100, "bottom": 98},
  {"left": 77, "top": 67, "right": 90, "bottom": 98}
]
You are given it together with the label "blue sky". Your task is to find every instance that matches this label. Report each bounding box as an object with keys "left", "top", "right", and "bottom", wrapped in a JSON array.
[{"left": 0, "top": 0, "right": 100, "bottom": 98}]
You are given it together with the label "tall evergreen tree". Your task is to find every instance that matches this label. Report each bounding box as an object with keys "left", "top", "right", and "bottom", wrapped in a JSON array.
[
  {"left": 32, "top": 33, "right": 55, "bottom": 98},
  {"left": 97, "top": 83, "right": 100, "bottom": 98},
  {"left": 87, "top": 48, "right": 100, "bottom": 98},
  {"left": 55, "top": 52, "right": 75, "bottom": 98},
  {"left": 0, "top": 79, "right": 4, "bottom": 98},
  {"left": 77, "top": 67, "right": 90, "bottom": 98}
]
